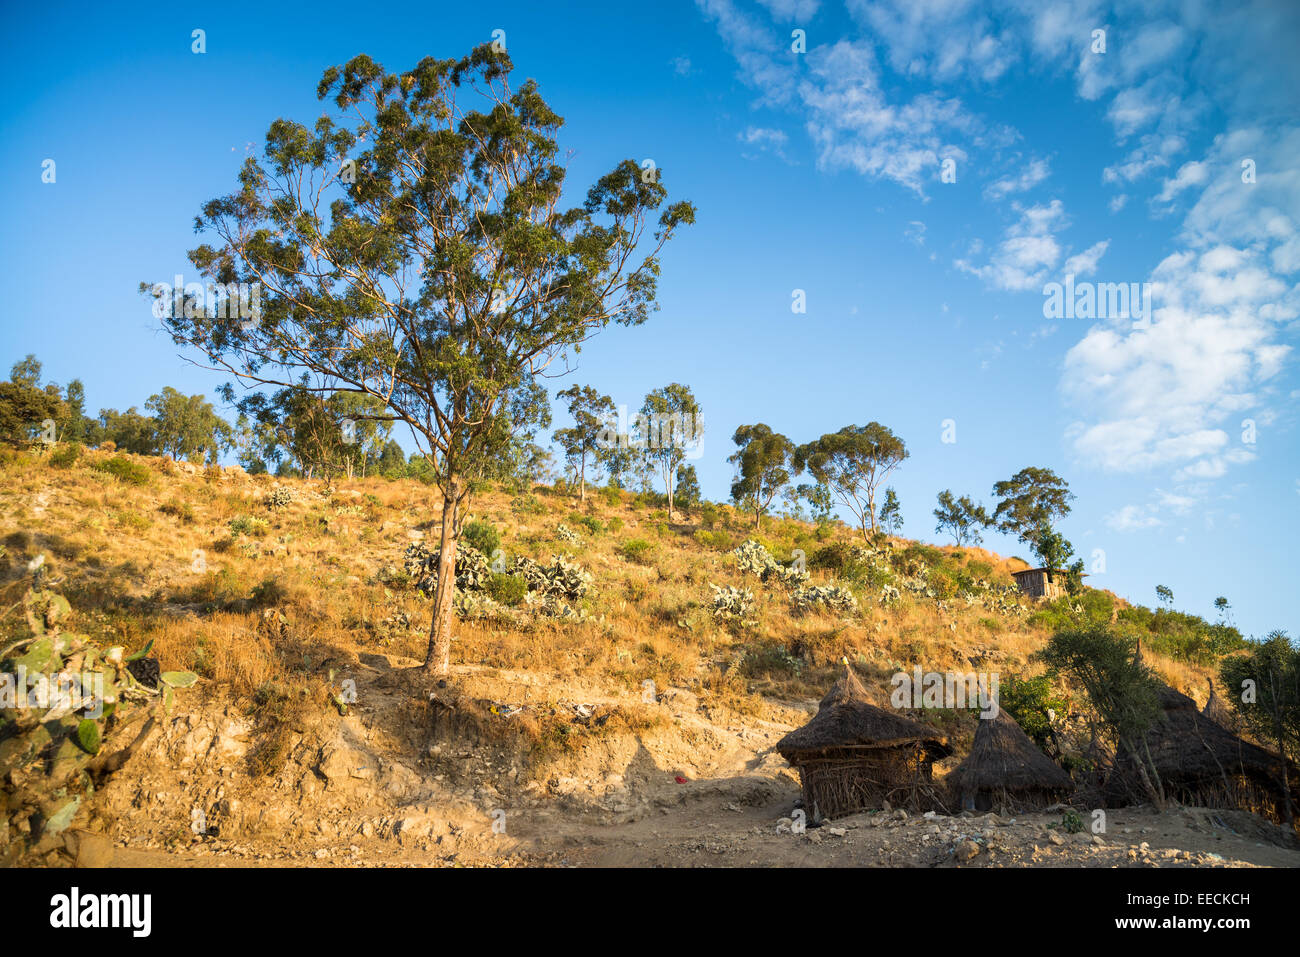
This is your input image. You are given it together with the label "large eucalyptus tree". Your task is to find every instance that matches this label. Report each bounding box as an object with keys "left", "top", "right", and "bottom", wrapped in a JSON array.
[{"left": 159, "top": 45, "right": 694, "bottom": 676}]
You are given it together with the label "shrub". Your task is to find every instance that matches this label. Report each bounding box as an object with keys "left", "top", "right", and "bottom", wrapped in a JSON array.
[
  {"left": 486, "top": 572, "right": 528, "bottom": 606},
  {"left": 265, "top": 487, "right": 294, "bottom": 511},
  {"left": 709, "top": 583, "right": 754, "bottom": 622},
  {"left": 693, "top": 529, "right": 734, "bottom": 551},
  {"left": 619, "top": 538, "right": 655, "bottom": 564},
  {"left": 700, "top": 503, "right": 721, "bottom": 528},
  {"left": 571, "top": 514, "right": 603, "bottom": 536},
  {"left": 228, "top": 515, "right": 270, "bottom": 537},
  {"left": 511, "top": 494, "right": 545, "bottom": 516},
  {"left": 598, "top": 485, "right": 623, "bottom": 506},
  {"left": 606, "top": 516, "right": 625, "bottom": 534},
  {"left": 463, "top": 519, "right": 501, "bottom": 557},
  {"left": 49, "top": 443, "right": 81, "bottom": 468},
  {"left": 92, "top": 455, "right": 151, "bottom": 486},
  {"left": 159, "top": 499, "right": 195, "bottom": 523},
  {"left": 791, "top": 584, "right": 858, "bottom": 616},
  {"left": 97, "top": 439, "right": 116, "bottom": 452}
]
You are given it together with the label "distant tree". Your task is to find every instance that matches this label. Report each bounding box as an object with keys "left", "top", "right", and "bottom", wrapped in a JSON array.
[
  {"left": 92, "top": 407, "right": 159, "bottom": 455},
  {"left": 797, "top": 481, "right": 835, "bottom": 524},
  {"left": 1219, "top": 631, "right": 1300, "bottom": 827},
  {"left": 877, "top": 487, "right": 903, "bottom": 536},
  {"left": 10, "top": 355, "right": 42, "bottom": 390},
  {"left": 553, "top": 385, "right": 616, "bottom": 502},
  {"left": 635, "top": 383, "right": 701, "bottom": 522},
  {"left": 63, "top": 380, "right": 88, "bottom": 444},
  {"left": 795, "top": 423, "right": 908, "bottom": 539},
  {"left": 145, "top": 387, "right": 235, "bottom": 464},
  {"left": 0, "top": 380, "right": 64, "bottom": 446},
  {"left": 1214, "top": 596, "right": 1233, "bottom": 626},
  {"left": 1155, "top": 584, "right": 1174, "bottom": 609},
  {"left": 992, "top": 467, "right": 1074, "bottom": 576},
  {"left": 1040, "top": 623, "right": 1165, "bottom": 807},
  {"left": 373, "top": 439, "right": 407, "bottom": 477},
  {"left": 675, "top": 463, "right": 701, "bottom": 510},
  {"left": 933, "top": 489, "right": 990, "bottom": 546},
  {"left": 728, "top": 423, "right": 794, "bottom": 529}
]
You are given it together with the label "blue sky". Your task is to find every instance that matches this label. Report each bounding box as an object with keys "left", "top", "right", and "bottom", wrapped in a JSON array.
[{"left": 2, "top": 0, "right": 1297, "bottom": 638}]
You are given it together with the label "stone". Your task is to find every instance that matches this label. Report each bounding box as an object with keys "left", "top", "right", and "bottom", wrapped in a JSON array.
[
  {"left": 955, "top": 840, "right": 980, "bottom": 862},
  {"left": 74, "top": 831, "right": 114, "bottom": 868}
]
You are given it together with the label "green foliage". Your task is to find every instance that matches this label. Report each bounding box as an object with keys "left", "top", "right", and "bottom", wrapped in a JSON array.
[
  {"left": 1218, "top": 630, "right": 1300, "bottom": 791},
  {"left": 790, "top": 583, "right": 858, "bottom": 616},
  {"left": 991, "top": 466, "right": 1074, "bottom": 556},
  {"left": 877, "top": 487, "right": 903, "bottom": 535},
  {"left": 91, "top": 455, "right": 151, "bottom": 486},
  {"left": 511, "top": 494, "right": 546, "bottom": 516},
  {"left": 486, "top": 573, "right": 528, "bottom": 606},
  {"left": 462, "top": 519, "right": 501, "bottom": 558},
  {"left": 997, "top": 672, "right": 1066, "bottom": 748},
  {"left": 728, "top": 423, "right": 795, "bottom": 527},
  {"left": 264, "top": 487, "right": 294, "bottom": 511},
  {"left": 0, "top": 586, "right": 196, "bottom": 862},
  {"left": 1039, "top": 623, "right": 1161, "bottom": 771},
  {"left": 933, "top": 489, "right": 990, "bottom": 546},
  {"left": 794, "top": 423, "right": 908, "bottom": 538},
  {"left": 606, "top": 516, "right": 624, "bottom": 534},
  {"left": 598, "top": 485, "right": 623, "bottom": 507},
  {"left": 49, "top": 443, "right": 82, "bottom": 468},
  {"left": 569, "top": 513, "right": 604, "bottom": 536},
  {"left": 709, "top": 583, "right": 754, "bottom": 622},
  {"left": 619, "top": 538, "right": 655, "bottom": 564},
  {"left": 228, "top": 515, "right": 270, "bottom": 537}
]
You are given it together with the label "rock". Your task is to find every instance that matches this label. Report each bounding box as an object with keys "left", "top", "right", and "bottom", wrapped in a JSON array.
[
  {"left": 1048, "top": 831, "right": 1065, "bottom": 846},
  {"left": 74, "top": 831, "right": 114, "bottom": 868},
  {"left": 826, "top": 827, "right": 846, "bottom": 837},
  {"left": 806, "top": 830, "right": 823, "bottom": 844},
  {"left": 955, "top": 840, "right": 980, "bottom": 862}
]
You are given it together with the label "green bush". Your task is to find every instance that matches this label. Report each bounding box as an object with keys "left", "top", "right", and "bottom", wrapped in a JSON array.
[
  {"left": 463, "top": 519, "right": 501, "bottom": 557},
  {"left": 606, "top": 516, "right": 625, "bottom": 534},
  {"left": 700, "top": 503, "right": 721, "bottom": 528},
  {"left": 50, "top": 443, "right": 82, "bottom": 468},
  {"left": 92, "top": 455, "right": 150, "bottom": 486},
  {"left": 229, "top": 515, "right": 270, "bottom": 537},
  {"left": 486, "top": 572, "right": 528, "bottom": 606},
  {"left": 599, "top": 485, "right": 623, "bottom": 506},
  {"left": 511, "top": 494, "right": 545, "bottom": 516},
  {"left": 620, "top": 539, "right": 655, "bottom": 564},
  {"left": 570, "top": 513, "right": 603, "bottom": 536}
]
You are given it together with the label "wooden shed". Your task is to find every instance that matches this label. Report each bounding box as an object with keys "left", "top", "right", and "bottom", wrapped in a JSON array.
[{"left": 1011, "top": 567, "right": 1080, "bottom": 599}]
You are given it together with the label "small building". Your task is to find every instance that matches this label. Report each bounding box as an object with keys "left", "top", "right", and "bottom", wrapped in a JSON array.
[
  {"left": 945, "top": 710, "right": 1074, "bottom": 812},
  {"left": 1011, "top": 566, "right": 1080, "bottom": 599},
  {"left": 776, "top": 665, "right": 952, "bottom": 820}
]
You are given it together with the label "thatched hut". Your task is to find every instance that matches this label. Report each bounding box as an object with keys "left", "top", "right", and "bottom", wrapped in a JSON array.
[
  {"left": 945, "top": 710, "right": 1074, "bottom": 812},
  {"left": 776, "top": 666, "right": 952, "bottom": 819},
  {"left": 1105, "top": 682, "right": 1297, "bottom": 822}
]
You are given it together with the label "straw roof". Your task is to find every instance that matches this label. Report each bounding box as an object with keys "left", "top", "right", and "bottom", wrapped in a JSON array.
[
  {"left": 1126, "top": 680, "right": 1288, "bottom": 784},
  {"left": 776, "top": 666, "right": 952, "bottom": 761},
  {"left": 946, "top": 710, "right": 1073, "bottom": 795}
]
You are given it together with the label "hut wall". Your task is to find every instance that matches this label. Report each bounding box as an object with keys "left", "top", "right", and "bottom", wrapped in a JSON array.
[{"left": 795, "top": 747, "right": 946, "bottom": 819}]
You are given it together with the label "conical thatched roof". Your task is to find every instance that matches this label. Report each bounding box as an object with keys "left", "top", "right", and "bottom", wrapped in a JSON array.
[
  {"left": 776, "top": 666, "right": 952, "bottom": 760},
  {"left": 1146, "top": 681, "right": 1282, "bottom": 778},
  {"left": 945, "top": 710, "right": 1073, "bottom": 795}
]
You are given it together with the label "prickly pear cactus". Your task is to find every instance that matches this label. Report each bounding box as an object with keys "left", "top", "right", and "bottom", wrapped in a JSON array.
[
  {"left": 790, "top": 584, "right": 858, "bottom": 616},
  {"left": 0, "top": 585, "right": 197, "bottom": 864},
  {"left": 709, "top": 583, "right": 754, "bottom": 622}
]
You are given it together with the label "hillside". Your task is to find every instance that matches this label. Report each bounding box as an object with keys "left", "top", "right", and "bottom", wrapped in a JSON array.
[{"left": 2, "top": 445, "right": 1294, "bottom": 868}]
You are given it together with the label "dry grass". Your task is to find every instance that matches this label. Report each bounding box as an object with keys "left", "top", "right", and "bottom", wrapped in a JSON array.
[{"left": 0, "top": 445, "right": 1217, "bottom": 733}]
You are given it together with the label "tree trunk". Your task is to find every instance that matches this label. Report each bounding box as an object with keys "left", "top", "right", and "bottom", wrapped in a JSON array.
[
  {"left": 579, "top": 451, "right": 586, "bottom": 502},
  {"left": 666, "top": 464, "right": 676, "bottom": 522},
  {"left": 423, "top": 477, "right": 461, "bottom": 677}
]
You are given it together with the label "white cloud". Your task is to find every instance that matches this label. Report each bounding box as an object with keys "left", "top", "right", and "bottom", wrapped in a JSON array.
[
  {"left": 1106, "top": 504, "right": 1162, "bottom": 532},
  {"left": 1155, "top": 160, "right": 1210, "bottom": 204},
  {"left": 984, "top": 157, "right": 1050, "bottom": 200},
  {"left": 738, "top": 125, "right": 791, "bottom": 160},
  {"left": 756, "top": 0, "right": 820, "bottom": 20},
  {"left": 956, "top": 200, "right": 1078, "bottom": 291},
  {"left": 1064, "top": 240, "right": 1110, "bottom": 277}
]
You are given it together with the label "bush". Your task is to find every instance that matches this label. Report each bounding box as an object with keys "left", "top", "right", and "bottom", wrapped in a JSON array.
[
  {"left": 229, "top": 515, "right": 270, "bottom": 537},
  {"left": 606, "top": 516, "right": 625, "bottom": 534},
  {"left": 511, "top": 494, "right": 546, "bottom": 516},
  {"left": 486, "top": 572, "right": 528, "bottom": 606},
  {"left": 700, "top": 503, "right": 721, "bottom": 528},
  {"left": 599, "top": 485, "right": 623, "bottom": 507},
  {"left": 463, "top": 519, "right": 501, "bottom": 557},
  {"left": 50, "top": 443, "right": 82, "bottom": 468},
  {"left": 265, "top": 487, "right": 294, "bottom": 511},
  {"left": 619, "top": 539, "right": 655, "bottom": 564},
  {"left": 693, "top": 529, "right": 734, "bottom": 551},
  {"left": 570, "top": 513, "right": 603, "bottom": 536},
  {"left": 159, "top": 500, "right": 195, "bottom": 524},
  {"left": 92, "top": 455, "right": 151, "bottom": 486}
]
